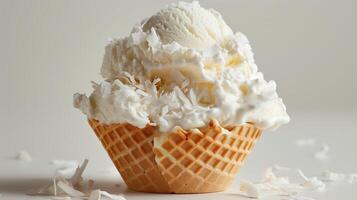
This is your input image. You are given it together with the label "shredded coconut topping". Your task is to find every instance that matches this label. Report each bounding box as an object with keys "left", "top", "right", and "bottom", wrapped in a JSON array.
[{"left": 74, "top": 1, "right": 289, "bottom": 132}]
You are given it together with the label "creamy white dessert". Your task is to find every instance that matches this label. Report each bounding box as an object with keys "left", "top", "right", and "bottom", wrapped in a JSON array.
[{"left": 74, "top": 1, "right": 290, "bottom": 132}]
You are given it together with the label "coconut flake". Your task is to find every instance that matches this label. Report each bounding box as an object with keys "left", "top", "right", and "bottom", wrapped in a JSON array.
[
  {"left": 238, "top": 167, "right": 327, "bottom": 200},
  {"left": 88, "top": 190, "right": 101, "bottom": 200},
  {"left": 314, "top": 144, "right": 330, "bottom": 160},
  {"left": 100, "top": 191, "right": 126, "bottom": 200},
  {"left": 239, "top": 180, "right": 260, "bottom": 198},
  {"left": 50, "top": 160, "right": 78, "bottom": 167},
  {"left": 295, "top": 138, "right": 315, "bottom": 147},
  {"left": 55, "top": 168, "right": 77, "bottom": 177},
  {"left": 320, "top": 171, "right": 346, "bottom": 182},
  {"left": 69, "top": 159, "right": 88, "bottom": 186},
  {"left": 297, "top": 169, "right": 325, "bottom": 191},
  {"left": 319, "top": 171, "right": 357, "bottom": 183},
  {"left": 89, "top": 190, "right": 126, "bottom": 200},
  {"left": 273, "top": 164, "right": 291, "bottom": 172},
  {"left": 28, "top": 159, "right": 88, "bottom": 197},
  {"left": 57, "top": 181, "right": 84, "bottom": 197},
  {"left": 347, "top": 174, "right": 357, "bottom": 183},
  {"left": 15, "top": 150, "right": 32, "bottom": 162},
  {"left": 50, "top": 160, "right": 79, "bottom": 176},
  {"left": 28, "top": 159, "right": 126, "bottom": 200}
]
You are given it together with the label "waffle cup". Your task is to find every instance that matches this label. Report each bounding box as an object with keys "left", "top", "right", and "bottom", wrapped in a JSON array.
[{"left": 88, "top": 119, "right": 261, "bottom": 193}]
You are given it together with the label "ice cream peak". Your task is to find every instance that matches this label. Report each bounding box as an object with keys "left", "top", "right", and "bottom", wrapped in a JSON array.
[
  {"left": 143, "top": 1, "right": 233, "bottom": 49},
  {"left": 74, "top": 1, "right": 290, "bottom": 132}
]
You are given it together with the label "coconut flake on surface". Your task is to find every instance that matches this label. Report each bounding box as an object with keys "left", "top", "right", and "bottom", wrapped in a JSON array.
[
  {"left": 57, "top": 181, "right": 85, "bottom": 197},
  {"left": 237, "top": 167, "right": 327, "bottom": 199},
  {"left": 297, "top": 169, "right": 326, "bottom": 191},
  {"left": 50, "top": 160, "right": 79, "bottom": 176},
  {"left": 273, "top": 164, "right": 291, "bottom": 172},
  {"left": 239, "top": 180, "right": 261, "bottom": 198},
  {"left": 295, "top": 138, "right": 316, "bottom": 147},
  {"left": 28, "top": 159, "right": 125, "bottom": 200},
  {"left": 28, "top": 159, "right": 88, "bottom": 197},
  {"left": 15, "top": 150, "right": 32, "bottom": 162},
  {"left": 347, "top": 174, "right": 357, "bottom": 183},
  {"left": 314, "top": 144, "right": 330, "bottom": 160},
  {"left": 320, "top": 172, "right": 357, "bottom": 184},
  {"left": 50, "top": 160, "right": 79, "bottom": 166},
  {"left": 88, "top": 190, "right": 126, "bottom": 200},
  {"left": 69, "top": 159, "right": 88, "bottom": 186},
  {"left": 320, "top": 170, "right": 346, "bottom": 182}
]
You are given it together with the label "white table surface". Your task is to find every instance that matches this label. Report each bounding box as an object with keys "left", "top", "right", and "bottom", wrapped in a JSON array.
[{"left": 1, "top": 110, "right": 357, "bottom": 200}]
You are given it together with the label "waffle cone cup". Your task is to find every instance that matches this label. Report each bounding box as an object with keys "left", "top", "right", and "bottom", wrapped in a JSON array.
[{"left": 88, "top": 119, "right": 261, "bottom": 193}]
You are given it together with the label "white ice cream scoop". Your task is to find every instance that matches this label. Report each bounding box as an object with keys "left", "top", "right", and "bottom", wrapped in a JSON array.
[{"left": 143, "top": 1, "right": 233, "bottom": 49}]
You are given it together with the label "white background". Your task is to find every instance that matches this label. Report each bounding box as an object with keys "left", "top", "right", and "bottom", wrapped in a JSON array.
[{"left": 1, "top": 0, "right": 356, "bottom": 199}]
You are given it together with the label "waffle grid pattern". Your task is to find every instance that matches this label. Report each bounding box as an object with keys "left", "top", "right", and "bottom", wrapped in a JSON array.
[
  {"left": 88, "top": 119, "right": 261, "bottom": 193},
  {"left": 153, "top": 120, "right": 261, "bottom": 193},
  {"left": 88, "top": 120, "right": 171, "bottom": 192}
]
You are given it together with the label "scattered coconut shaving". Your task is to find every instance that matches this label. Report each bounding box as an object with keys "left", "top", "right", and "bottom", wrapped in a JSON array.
[
  {"left": 297, "top": 169, "right": 326, "bottom": 191},
  {"left": 239, "top": 180, "right": 260, "bottom": 198},
  {"left": 57, "top": 181, "right": 85, "bottom": 197},
  {"left": 295, "top": 138, "right": 316, "bottom": 147},
  {"left": 50, "top": 160, "right": 79, "bottom": 166},
  {"left": 320, "top": 170, "right": 346, "bottom": 182},
  {"left": 239, "top": 166, "right": 357, "bottom": 199},
  {"left": 15, "top": 150, "right": 32, "bottom": 162},
  {"left": 89, "top": 190, "right": 126, "bottom": 200},
  {"left": 348, "top": 174, "right": 357, "bottom": 183},
  {"left": 28, "top": 159, "right": 125, "bottom": 200},
  {"left": 320, "top": 170, "right": 357, "bottom": 184},
  {"left": 238, "top": 167, "right": 326, "bottom": 199},
  {"left": 295, "top": 139, "right": 331, "bottom": 161},
  {"left": 273, "top": 164, "right": 291, "bottom": 172},
  {"left": 314, "top": 144, "right": 330, "bottom": 160},
  {"left": 69, "top": 159, "right": 88, "bottom": 186},
  {"left": 50, "top": 160, "right": 79, "bottom": 176}
]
